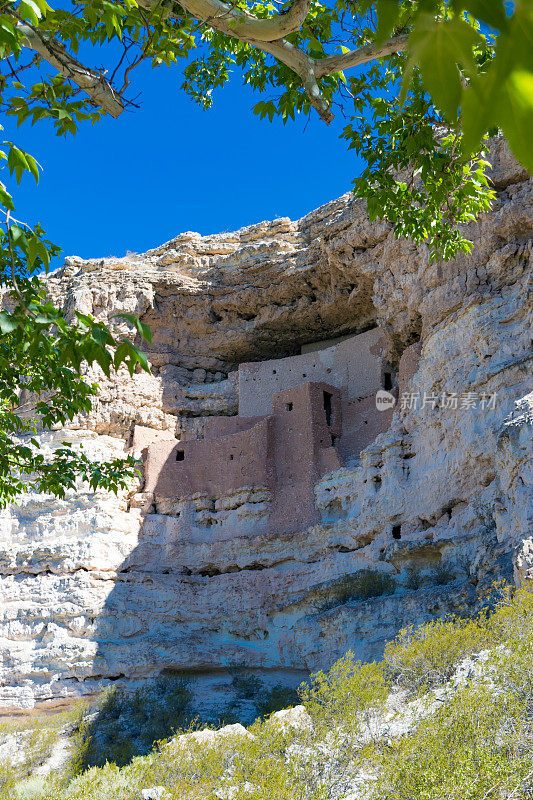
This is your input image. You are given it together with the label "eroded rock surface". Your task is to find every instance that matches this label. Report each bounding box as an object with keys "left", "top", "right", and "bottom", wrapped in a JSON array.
[{"left": 0, "top": 137, "right": 531, "bottom": 711}]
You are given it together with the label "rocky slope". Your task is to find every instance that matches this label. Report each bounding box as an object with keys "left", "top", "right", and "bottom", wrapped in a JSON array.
[{"left": 0, "top": 137, "right": 531, "bottom": 712}]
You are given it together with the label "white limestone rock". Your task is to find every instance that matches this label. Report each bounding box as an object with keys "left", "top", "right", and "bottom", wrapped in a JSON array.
[{"left": 0, "top": 137, "right": 531, "bottom": 712}]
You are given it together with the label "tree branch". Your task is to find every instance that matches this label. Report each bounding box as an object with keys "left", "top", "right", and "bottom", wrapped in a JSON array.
[
  {"left": 313, "top": 34, "right": 408, "bottom": 78},
  {"left": 257, "top": 33, "right": 407, "bottom": 120},
  {"left": 18, "top": 8, "right": 406, "bottom": 126},
  {"left": 144, "top": 0, "right": 311, "bottom": 42},
  {"left": 252, "top": 37, "right": 334, "bottom": 121},
  {"left": 19, "top": 24, "right": 124, "bottom": 118},
  {"left": 134, "top": 0, "right": 406, "bottom": 123}
]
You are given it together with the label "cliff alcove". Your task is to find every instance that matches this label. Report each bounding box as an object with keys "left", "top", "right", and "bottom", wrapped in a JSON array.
[{"left": 0, "top": 137, "right": 531, "bottom": 717}]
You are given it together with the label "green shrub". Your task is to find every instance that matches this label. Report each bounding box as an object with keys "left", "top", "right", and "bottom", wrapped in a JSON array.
[
  {"left": 0, "top": 705, "right": 80, "bottom": 796},
  {"left": 0, "top": 759, "right": 18, "bottom": 797},
  {"left": 253, "top": 685, "right": 300, "bottom": 719},
  {"left": 432, "top": 560, "right": 454, "bottom": 585},
  {"left": 325, "top": 570, "right": 396, "bottom": 606},
  {"left": 405, "top": 567, "right": 424, "bottom": 590},
  {"left": 354, "top": 569, "right": 396, "bottom": 599},
  {"left": 383, "top": 616, "right": 488, "bottom": 692},
  {"left": 11, "top": 580, "right": 533, "bottom": 800},
  {"left": 223, "top": 671, "right": 300, "bottom": 724},
  {"left": 481, "top": 582, "right": 533, "bottom": 646},
  {"left": 301, "top": 652, "right": 388, "bottom": 736},
  {"left": 74, "top": 675, "right": 193, "bottom": 770},
  {"left": 230, "top": 670, "right": 263, "bottom": 700},
  {"left": 371, "top": 682, "right": 533, "bottom": 800}
]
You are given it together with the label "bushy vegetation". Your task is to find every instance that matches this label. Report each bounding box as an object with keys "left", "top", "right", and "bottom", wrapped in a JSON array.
[
  {"left": 314, "top": 569, "right": 396, "bottom": 612},
  {"left": 74, "top": 676, "right": 193, "bottom": 769},
  {"left": 0, "top": 704, "right": 84, "bottom": 795},
  {"left": 383, "top": 615, "right": 487, "bottom": 690},
  {"left": 225, "top": 669, "right": 300, "bottom": 723},
  {"left": 4, "top": 583, "right": 533, "bottom": 800}
]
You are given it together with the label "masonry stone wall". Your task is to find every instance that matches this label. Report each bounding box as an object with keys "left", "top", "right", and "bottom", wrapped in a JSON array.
[
  {"left": 238, "top": 328, "right": 386, "bottom": 417},
  {"left": 144, "top": 418, "right": 274, "bottom": 498},
  {"left": 139, "top": 328, "right": 400, "bottom": 535},
  {"left": 141, "top": 381, "right": 344, "bottom": 534}
]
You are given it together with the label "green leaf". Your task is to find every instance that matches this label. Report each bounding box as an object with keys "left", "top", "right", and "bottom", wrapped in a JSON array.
[
  {"left": 462, "top": 3, "right": 533, "bottom": 163},
  {"left": 113, "top": 340, "right": 131, "bottom": 370},
  {"left": 75, "top": 312, "right": 95, "bottom": 329},
  {"left": 452, "top": 0, "right": 509, "bottom": 32},
  {"left": 408, "top": 15, "right": 481, "bottom": 121},
  {"left": 0, "top": 185, "right": 14, "bottom": 211},
  {"left": 9, "top": 225, "right": 28, "bottom": 251},
  {"left": 113, "top": 312, "right": 152, "bottom": 343},
  {"left": 19, "top": 0, "right": 44, "bottom": 24},
  {"left": 126, "top": 342, "right": 150, "bottom": 372},
  {"left": 92, "top": 346, "right": 112, "bottom": 377},
  {"left": 6, "top": 144, "right": 40, "bottom": 184},
  {"left": 7, "top": 145, "right": 29, "bottom": 184},
  {"left": 26, "top": 234, "right": 51, "bottom": 271},
  {"left": 497, "top": 69, "right": 533, "bottom": 173},
  {"left": 0, "top": 311, "right": 18, "bottom": 334},
  {"left": 90, "top": 325, "right": 113, "bottom": 347},
  {"left": 375, "top": 0, "right": 401, "bottom": 45}
]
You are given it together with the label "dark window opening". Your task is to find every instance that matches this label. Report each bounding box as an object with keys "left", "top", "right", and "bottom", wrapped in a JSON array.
[
  {"left": 229, "top": 454, "right": 234, "bottom": 460},
  {"left": 384, "top": 372, "right": 393, "bottom": 391},
  {"left": 331, "top": 434, "right": 337, "bottom": 447},
  {"left": 323, "top": 391, "right": 333, "bottom": 427},
  {"left": 176, "top": 450, "right": 185, "bottom": 462},
  {"left": 285, "top": 402, "right": 293, "bottom": 412},
  {"left": 392, "top": 524, "right": 401, "bottom": 540},
  {"left": 273, "top": 369, "right": 277, "bottom": 374}
]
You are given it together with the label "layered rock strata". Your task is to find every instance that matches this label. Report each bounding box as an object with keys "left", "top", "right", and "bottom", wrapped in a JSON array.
[{"left": 0, "top": 138, "right": 531, "bottom": 711}]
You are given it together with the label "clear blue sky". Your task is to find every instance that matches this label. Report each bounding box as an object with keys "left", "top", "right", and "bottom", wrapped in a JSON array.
[{"left": 5, "top": 59, "right": 365, "bottom": 262}]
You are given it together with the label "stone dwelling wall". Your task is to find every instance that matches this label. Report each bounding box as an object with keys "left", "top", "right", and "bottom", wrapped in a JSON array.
[
  {"left": 300, "top": 334, "right": 356, "bottom": 354},
  {"left": 144, "top": 417, "right": 275, "bottom": 498},
  {"left": 238, "top": 328, "right": 394, "bottom": 464},
  {"left": 268, "top": 383, "right": 342, "bottom": 532},
  {"left": 203, "top": 415, "right": 265, "bottom": 439},
  {"left": 339, "top": 395, "right": 394, "bottom": 462},
  {"left": 141, "top": 382, "right": 343, "bottom": 534},
  {"left": 237, "top": 327, "right": 386, "bottom": 417}
]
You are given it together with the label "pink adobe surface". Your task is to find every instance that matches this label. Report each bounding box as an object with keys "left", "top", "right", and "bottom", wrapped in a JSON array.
[{"left": 140, "top": 334, "right": 420, "bottom": 534}]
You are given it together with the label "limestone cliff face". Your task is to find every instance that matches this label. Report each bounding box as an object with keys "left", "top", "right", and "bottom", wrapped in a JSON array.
[{"left": 0, "top": 138, "right": 531, "bottom": 711}]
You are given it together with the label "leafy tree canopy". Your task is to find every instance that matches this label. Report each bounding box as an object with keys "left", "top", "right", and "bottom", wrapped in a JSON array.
[
  {"left": 0, "top": 0, "right": 531, "bottom": 504},
  {"left": 1, "top": 0, "right": 530, "bottom": 255}
]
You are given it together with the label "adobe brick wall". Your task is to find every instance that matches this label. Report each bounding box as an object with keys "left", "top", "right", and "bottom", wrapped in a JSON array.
[
  {"left": 268, "top": 382, "right": 342, "bottom": 532},
  {"left": 141, "top": 381, "right": 345, "bottom": 534},
  {"left": 140, "top": 329, "right": 400, "bottom": 534},
  {"left": 132, "top": 425, "right": 176, "bottom": 453},
  {"left": 340, "top": 395, "right": 393, "bottom": 462},
  {"left": 238, "top": 327, "right": 386, "bottom": 417},
  {"left": 203, "top": 416, "right": 262, "bottom": 440},
  {"left": 144, "top": 418, "right": 275, "bottom": 498},
  {"left": 300, "top": 333, "right": 355, "bottom": 353}
]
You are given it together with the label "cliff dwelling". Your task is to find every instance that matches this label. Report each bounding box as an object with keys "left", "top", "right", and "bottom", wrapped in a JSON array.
[
  {"left": 2, "top": 141, "right": 529, "bottom": 720},
  {"left": 135, "top": 328, "right": 420, "bottom": 535}
]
